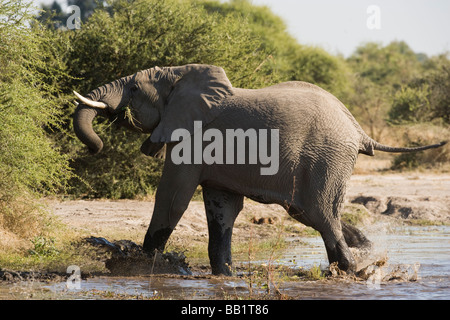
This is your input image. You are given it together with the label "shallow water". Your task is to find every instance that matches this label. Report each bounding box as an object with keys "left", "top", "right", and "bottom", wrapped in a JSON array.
[
  {"left": 278, "top": 225, "right": 450, "bottom": 299},
  {"left": 1, "top": 225, "right": 449, "bottom": 300}
]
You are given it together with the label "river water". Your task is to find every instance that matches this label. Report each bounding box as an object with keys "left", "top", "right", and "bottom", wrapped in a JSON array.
[{"left": 1, "top": 225, "right": 449, "bottom": 300}]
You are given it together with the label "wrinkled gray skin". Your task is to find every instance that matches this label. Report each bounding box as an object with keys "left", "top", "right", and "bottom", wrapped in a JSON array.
[{"left": 73, "top": 64, "right": 446, "bottom": 275}]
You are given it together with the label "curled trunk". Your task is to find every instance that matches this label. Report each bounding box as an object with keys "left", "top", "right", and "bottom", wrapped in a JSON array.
[{"left": 73, "top": 104, "right": 104, "bottom": 154}]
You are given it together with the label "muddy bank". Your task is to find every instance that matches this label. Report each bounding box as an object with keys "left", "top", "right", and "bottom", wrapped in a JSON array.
[
  {"left": 346, "top": 175, "right": 450, "bottom": 222},
  {"left": 0, "top": 235, "right": 420, "bottom": 293},
  {"left": 84, "top": 236, "right": 191, "bottom": 276}
]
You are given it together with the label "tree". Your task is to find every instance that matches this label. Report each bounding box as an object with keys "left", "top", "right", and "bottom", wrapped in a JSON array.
[
  {"left": 37, "top": 0, "right": 66, "bottom": 28},
  {"left": 0, "top": 0, "right": 72, "bottom": 243},
  {"left": 201, "top": 0, "right": 352, "bottom": 100},
  {"left": 388, "top": 55, "right": 450, "bottom": 124},
  {"left": 346, "top": 41, "right": 426, "bottom": 138},
  {"left": 347, "top": 41, "right": 422, "bottom": 87}
]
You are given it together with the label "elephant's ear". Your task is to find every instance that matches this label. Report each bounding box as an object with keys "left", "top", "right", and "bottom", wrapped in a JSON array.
[{"left": 150, "top": 64, "right": 233, "bottom": 143}]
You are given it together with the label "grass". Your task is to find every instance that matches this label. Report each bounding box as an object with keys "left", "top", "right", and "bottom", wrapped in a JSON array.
[
  {"left": 0, "top": 207, "right": 107, "bottom": 274},
  {"left": 341, "top": 205, "right": 371, "bottom": 226},
  {"left": 0, "top": 234, "right": 107, "bottom": 274},
  {"left": 403, "top": 219, "right": 450, "bottom": 226}
]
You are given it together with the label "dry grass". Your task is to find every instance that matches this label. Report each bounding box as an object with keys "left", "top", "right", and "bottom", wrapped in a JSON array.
[{"left": 0, "top": 197, "right": 47, "bottom": 253}]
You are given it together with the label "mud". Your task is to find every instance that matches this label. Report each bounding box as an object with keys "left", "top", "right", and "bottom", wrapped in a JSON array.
[{"left": 84, "top": 236, "right": 191, "bottom": 276}]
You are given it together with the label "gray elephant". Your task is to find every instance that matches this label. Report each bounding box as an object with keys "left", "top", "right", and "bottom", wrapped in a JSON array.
[{"left": 73, "top": 64, "right": 445, "bottom": 275}]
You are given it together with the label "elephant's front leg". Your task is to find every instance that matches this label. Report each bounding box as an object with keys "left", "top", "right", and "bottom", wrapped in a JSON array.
[
  {"left": 143, "top": 161, "right": 200, "bottom": 255},
  {"left": 203, "top": 187, "right": 244, "bottom": 276}
]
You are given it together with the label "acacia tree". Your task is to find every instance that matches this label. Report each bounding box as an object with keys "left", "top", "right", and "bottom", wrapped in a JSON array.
[
  {"left": 0, "top": 0, "right": 72, "bottom": 243},
  {"left": 389, "top": 55, "right": 450, "bottom": 124},
  {"left": 346, "top": 41, "right": 425, "bottom": 139}
]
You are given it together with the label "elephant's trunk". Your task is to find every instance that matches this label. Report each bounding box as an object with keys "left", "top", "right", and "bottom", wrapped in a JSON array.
[{"left": 73, "top": 104, "right": 103, "bottom": 154}]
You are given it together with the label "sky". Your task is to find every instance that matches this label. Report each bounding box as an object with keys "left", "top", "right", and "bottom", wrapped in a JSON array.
[{"left": 34, "top": 0, "right": 450, "bottom": 57}]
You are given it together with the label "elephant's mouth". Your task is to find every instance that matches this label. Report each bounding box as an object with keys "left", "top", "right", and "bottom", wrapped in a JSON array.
[
  {"left": 73, "top": 101, "right": 143, "bottom": 155},
  {"left": 109, "top": 106, "right": 143, "bottom": 132}
]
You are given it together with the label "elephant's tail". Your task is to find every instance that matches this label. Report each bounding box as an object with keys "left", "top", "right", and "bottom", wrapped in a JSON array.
[{"left": 360, "top": 137, "right": 447, "bottom": 156}]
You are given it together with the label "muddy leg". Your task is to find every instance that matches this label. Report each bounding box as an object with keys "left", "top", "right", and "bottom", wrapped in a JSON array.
[
  {"left": 320, "top": 225, "right": 357, "bottom": 272},
  {"left": 203, "top": 187, "right": 244, "bottom": 276},
  {"left": 143, "top": 160, "right": 200, "bottom": 255},
  {"left": 287, "top": 205, "right": 356, "bottom": 272}
]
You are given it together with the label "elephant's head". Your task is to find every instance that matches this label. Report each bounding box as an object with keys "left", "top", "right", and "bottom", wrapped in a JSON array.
[{"left": 73, "top": 64, "right": 233, "bottom": 155}]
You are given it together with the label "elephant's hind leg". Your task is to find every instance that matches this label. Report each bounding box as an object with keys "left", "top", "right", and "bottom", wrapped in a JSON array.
[
  {"left": 288, "top": 204, "right": 357, "bottom": 272},
  {"left": 203, "top": 187, "right": 244, "bottom": 276},
  {"left": 320, "top": 223, "right": 357, "bottom": 272}
]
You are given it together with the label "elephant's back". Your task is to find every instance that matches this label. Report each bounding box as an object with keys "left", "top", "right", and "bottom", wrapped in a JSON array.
[
  {"left": 222, "top": 85, "right": 361, "bottom": 160},
  {"left": 225, "top": 85, "right": 359, "bottom": 137}
]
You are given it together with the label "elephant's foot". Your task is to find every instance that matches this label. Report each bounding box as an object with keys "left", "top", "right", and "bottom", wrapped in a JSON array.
[
  {"left": 335, "top": 241, "right": 357, "bottom": 272},
  {"left": 210, "top": 259, "right": 233, "bottom": 276},
  {"left": 142, "top": 227, "right": 173, "bottom": 254},
  {"left": 341, "top": 221, "right": 374, "bottom": 270},
  {"left": 207, "top": 222, "right": 234, "bottom": 276},
  {"left": 323, "top": 236, "right": 357, "bottom": 273}
]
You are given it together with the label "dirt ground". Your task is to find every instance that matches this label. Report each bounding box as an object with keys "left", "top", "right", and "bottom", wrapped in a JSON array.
[{"left": 49, "top": 172, "right": 450, "bottom": 249}]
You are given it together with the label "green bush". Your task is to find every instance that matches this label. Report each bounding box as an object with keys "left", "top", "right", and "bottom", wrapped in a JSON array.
[
  {"left": 0, "top": 0, "right": 72, "bottom": 242},
  {"left": 389, "top": 86, "right": 431, "bottom": 124},
  {"left": 347, "top": 41, "right": 450, "bottom": 147}
]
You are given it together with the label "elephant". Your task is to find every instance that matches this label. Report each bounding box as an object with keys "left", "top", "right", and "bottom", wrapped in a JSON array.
[{"left": 73, "top": 64, "right": 446, "bottom": 275}]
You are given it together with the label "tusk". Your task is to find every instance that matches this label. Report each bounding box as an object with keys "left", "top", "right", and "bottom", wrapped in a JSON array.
[{"left": 73, "top": 90, "right": 108, "bottom": 109}]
